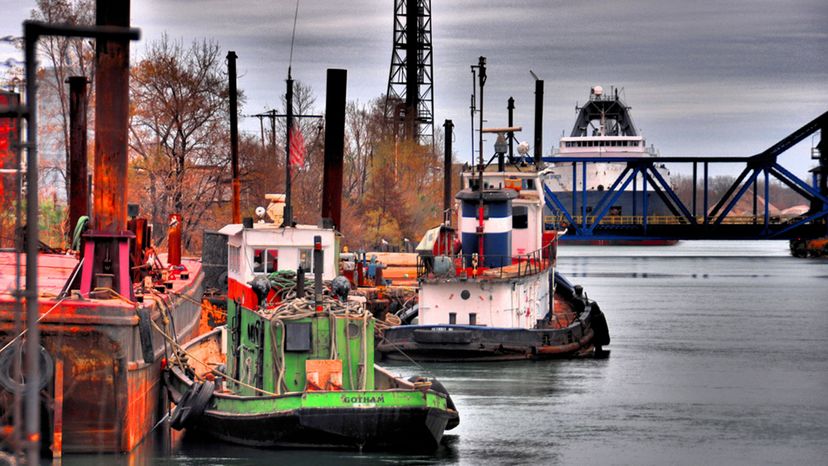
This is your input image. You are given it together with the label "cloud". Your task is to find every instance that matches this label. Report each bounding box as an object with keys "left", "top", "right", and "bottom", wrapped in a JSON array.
[{"left": 2, "top": 0, "right": 825, "bottom": 178}]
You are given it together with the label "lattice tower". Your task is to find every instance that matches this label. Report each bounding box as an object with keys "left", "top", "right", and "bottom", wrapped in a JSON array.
[{"left": 385, "top": 0, "right": 434, "bottom": 146}]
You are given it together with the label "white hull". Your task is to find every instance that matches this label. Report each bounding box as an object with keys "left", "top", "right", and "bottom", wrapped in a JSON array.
[{"left": 419, "top": 270, "right": 551, "bottom": 329}]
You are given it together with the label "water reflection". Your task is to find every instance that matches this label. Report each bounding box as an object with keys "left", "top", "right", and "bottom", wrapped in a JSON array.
[{"left": 61, "top": 241, "right": 828, "bottom": 465}]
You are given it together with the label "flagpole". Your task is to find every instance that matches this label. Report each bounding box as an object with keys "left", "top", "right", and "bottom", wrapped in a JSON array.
[{"left": 283, "top": 68, "right": 294, "bottom": 227}]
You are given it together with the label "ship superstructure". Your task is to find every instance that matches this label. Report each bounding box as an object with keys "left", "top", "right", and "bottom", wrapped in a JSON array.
[{"left": 544, "top": 86, "right": 673, "bottom": 223}]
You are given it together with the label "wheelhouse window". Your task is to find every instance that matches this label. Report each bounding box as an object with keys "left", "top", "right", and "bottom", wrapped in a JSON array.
[
  {"left": 252, "top": 248, "right": 278, "bottom": 273},
  {"left": 513, "top": 206, "right": 528, "bottom": 229},
  {"left": 300, "top": 248, "right": 321, "bottom": 273},
  {"left": 229, "top": 246, "right": 241, "bottom": 273}
]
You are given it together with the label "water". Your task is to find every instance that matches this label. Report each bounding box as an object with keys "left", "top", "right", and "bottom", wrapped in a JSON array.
[{"left": 67, "top": 241, "right": 828, "bottom": 465}]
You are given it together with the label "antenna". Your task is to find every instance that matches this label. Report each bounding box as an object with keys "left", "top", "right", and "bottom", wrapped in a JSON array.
[{"left": 288, "top": 0, "right": 301, "bottom": 79}]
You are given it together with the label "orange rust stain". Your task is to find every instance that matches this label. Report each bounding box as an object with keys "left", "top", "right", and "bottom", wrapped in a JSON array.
[
  {"left": 198, "top": 298, "right": 226, "bottom": 335},
  {"left": 123, "top": 364, "right": 160, "bottom": 452},
  {"left": 551, "top": 297, "right": 577, "bottom": 329}
]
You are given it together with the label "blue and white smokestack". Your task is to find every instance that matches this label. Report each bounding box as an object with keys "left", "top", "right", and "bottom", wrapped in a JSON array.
[{"left": 457, "top": 189, "right": 517, "bottom": 268}]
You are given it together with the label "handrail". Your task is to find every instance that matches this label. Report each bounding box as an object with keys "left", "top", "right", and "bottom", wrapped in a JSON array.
[
  {"left": 416, "top": 243, "right": 555, "bottom": 280},
  {"left": 544, "top": 214, "right": 807, "bottom": 227}
]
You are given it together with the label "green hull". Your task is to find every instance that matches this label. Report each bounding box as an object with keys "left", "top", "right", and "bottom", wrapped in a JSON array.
[{"left": 165, "top": 329, "right": 458, "bottom": 449}]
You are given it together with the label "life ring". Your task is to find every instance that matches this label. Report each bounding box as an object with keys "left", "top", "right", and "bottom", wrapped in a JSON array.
[
  {"left": 0, "top": 340, "right": 54, "bottom": 393},
  {"left": 170, "top": 380, "right": 215, "bottom": 431}
]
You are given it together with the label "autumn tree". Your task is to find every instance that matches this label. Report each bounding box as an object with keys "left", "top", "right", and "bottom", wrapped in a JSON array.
[{"left": 129, "top": 35, "right": 232, "bottom": 251}]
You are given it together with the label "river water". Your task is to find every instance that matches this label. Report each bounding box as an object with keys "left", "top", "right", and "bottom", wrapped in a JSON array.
[{"left": 68, "top": 241, "right": 828, "bottom": 465}]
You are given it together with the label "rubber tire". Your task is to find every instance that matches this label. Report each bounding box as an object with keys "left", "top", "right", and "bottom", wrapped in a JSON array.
[
  {"left": 407, "top": 375, "right": 456, "bottom": 412},
  {"left": 590, "top": 304, "right": 611, "bottom": 347},
  {"left": 0, "top": 341, "right": 54, "bottom": 393},
  {"left": 170, "top": 380, "right": 215, "bottom": 431}
]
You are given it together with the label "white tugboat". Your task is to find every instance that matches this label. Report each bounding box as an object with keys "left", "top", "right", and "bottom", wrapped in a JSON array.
[{"left": 377, "top": 129, "right": 610, "bottom": 361}]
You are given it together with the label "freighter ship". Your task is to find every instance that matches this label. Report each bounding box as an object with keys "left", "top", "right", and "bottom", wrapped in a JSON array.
[{"left": 544, "top": 86, "right": 677, "bottom": 245}]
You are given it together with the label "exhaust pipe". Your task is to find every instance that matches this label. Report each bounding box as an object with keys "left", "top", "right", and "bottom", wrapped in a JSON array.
[
  {"left": 534, "top": 79, "right": 544, "bottom": 167},
  {"left": 321, "top": 69, "right": 347, "bottom": 229},
  {"left": 227, "top": 51, "right": 241, "bottom": 224},
  {"left": 443, "top": 119, "right": 453, "bottom": 219},
  {"left": 67, "top": 76, "right": 88, "bottom": 242}
]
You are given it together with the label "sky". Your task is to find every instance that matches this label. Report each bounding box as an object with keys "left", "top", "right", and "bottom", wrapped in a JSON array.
[{"left": 1, "top": 0, "right": 827, "bottom": 179}]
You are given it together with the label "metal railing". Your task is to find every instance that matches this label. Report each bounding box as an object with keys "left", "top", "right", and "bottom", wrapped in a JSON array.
[
  {"left": 544, "top": 214, "right": 806, "bottom": 227},
  {"left": 416, "top": 243, "right": 554, "bottom": 280}
]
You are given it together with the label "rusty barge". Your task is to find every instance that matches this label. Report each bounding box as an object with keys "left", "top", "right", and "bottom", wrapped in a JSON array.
[
  {"left": 0, "top": 252, "right": 202, "bottom": 454},
  {"left": 0, "top": 4, "right": 205, "bottom": 457}
]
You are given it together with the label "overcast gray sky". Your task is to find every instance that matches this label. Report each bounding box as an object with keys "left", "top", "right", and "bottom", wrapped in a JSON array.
[{"left": 2, "top": 0, "right": 827, "bottom": 178}]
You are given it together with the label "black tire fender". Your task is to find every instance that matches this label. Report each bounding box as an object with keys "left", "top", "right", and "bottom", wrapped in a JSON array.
[
  {"left": 590, "top": 303, "right": 611, "bottom": 347},
  {"left": 169, "top": 380, "right": 215, "bottom": 431},
  {"left": 0, "top": 341, "right": 54, "bottom": 393},
  {"left": 408, "top": 375, "right": 456, "bottom": 412}
]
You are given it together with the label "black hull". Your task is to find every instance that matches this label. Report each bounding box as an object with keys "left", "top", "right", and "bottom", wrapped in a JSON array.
[
  {"left": 191, "top": 407, "right": 453, "bottom": 450},
  {"left": 378, "top": 305, "right": 608, "bottom": 362}
]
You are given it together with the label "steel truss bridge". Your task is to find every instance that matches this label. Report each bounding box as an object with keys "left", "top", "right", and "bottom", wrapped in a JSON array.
[{"left": 540, "top": 111, "right": 828, "bottom": 241}]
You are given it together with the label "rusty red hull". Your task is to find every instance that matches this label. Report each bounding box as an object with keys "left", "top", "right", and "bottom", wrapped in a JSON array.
[{"left": 0, "top": 252, "right": 203, "bottom": 453}]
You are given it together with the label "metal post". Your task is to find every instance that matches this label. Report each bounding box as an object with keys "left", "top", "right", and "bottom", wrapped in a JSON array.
[
  {"left": 581, "top": 162, "right": 587, "bottom": 230},
  {"left": 507, "top": 97, "right": 514, "bottom": 161},
  {"left": 534, "top": 79, "right": 543, "bottom": 167},
  {"left": 692, "top": 162, "right": 697, "bottom": 218},
  {"left": 643, "top": 172, "right": 649, "bottom": 232},
  {"left": 270, "top": 112, "right": 277, "bottom": 163},
  {"left": 475, "top": 57, "right": 486, "bottom": 262},
  {"left": 168, "top": 214, "right": 182, "bottom": 266},
  {"left": 283, "top": 75, "right": 294, "bottom": 227},
  {"left": 477, "top": 57, "right": 485, "bottom": 172},
  {"left": 632, "top": 173, "right": 637, "bottom": 217},
  {"left": 752, "top": 174, "right": 758, "bottom": 222},
  {"left": 322, "top": 69, "right": 347, "bottom": 229},
  {"left": 227, "top": 51, "right": 241, "bottom": 224},
  {"left": 67, "top": 76, "right": 88, "bottom": 242},
  {"left": 443, "top": 119, "right": 453, "bottom": 220},
  {"left": 764, "top": 168, "right": 770, "bottom": 228},
  {"left": 11, "top": 87, "right": 23, "bottom": 461},
  {"left": 571, "top": 162, "right": 577, "bottom": 219},
  {"left": 23, "top": 21, "right": 41, "bottom": 465},
  {"left": 703, "top": 162, "right": 709, "bottom": 224},
  {"left": 313, "top": 236, "right": 323, "bottom": 310}
]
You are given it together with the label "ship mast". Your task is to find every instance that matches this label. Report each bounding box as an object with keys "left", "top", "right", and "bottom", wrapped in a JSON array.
[{"left": 472, "top": 57, "right": 486, "bottom": 263}]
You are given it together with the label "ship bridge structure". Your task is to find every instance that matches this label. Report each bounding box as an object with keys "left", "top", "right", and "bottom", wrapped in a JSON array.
[
  {"left": 540, "top": 111, "right": 828, "bottom": 241},
  {"left": 570, "top": 88, "right": 638, "bottom": 137}
]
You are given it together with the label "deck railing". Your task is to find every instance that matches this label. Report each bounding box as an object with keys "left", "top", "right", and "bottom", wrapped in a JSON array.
[
  {"left": 416, "top": 243, "right": 554, "bottom": 280},
  {"left": 544, "top": 214, "right": 805, "bottom": 227}
]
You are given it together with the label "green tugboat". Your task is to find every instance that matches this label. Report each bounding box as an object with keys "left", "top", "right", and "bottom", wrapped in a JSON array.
[{"left": 164, "top": 227, "right": 458, "bottom": 449}]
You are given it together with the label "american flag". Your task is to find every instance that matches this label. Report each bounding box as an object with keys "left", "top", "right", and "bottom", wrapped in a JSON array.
[{"left": 289, "top": 124, "right": 305, "bottom": 168}]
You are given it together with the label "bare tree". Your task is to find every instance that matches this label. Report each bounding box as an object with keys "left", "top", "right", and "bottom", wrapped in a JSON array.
[
  {"left": 30, "top": 0, "right": 95, "bottom": 200},
  {"left": 129, "top": 35, "right": 232, "bottom": 250}
]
